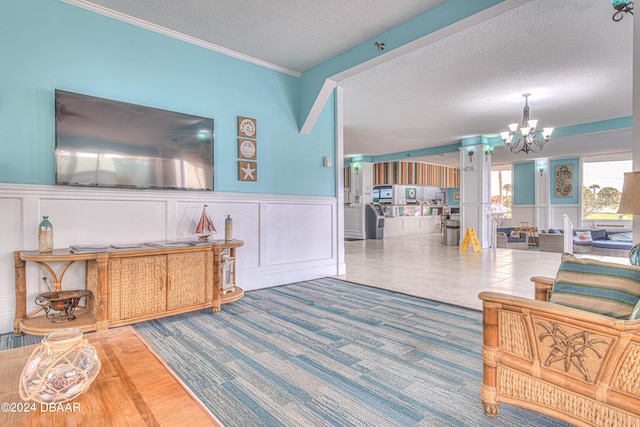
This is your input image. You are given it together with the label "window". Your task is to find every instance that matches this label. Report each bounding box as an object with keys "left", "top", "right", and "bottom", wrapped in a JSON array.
[
  {"left": 582, "top": 159, "right": 632, "bottom": 221},
  {"left": 491, "top": 167, "right": 512, "bottom": 219}
]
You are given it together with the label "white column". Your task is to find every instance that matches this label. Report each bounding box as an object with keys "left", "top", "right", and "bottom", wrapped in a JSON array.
[
  {"left": 348, "top": 162, "right": 373, "bottom": 205},
  {"left": 534, "top": 158, "right": 550, "bottom": 231},
  {"left": 335, "top": 86, "right": 346, "bottom": 275},
  {"left": 460, "top": 144, "right": 492, "bottom": 247},
  {"left": 633, "top": 10, "right": 640, "bottom": 243}
]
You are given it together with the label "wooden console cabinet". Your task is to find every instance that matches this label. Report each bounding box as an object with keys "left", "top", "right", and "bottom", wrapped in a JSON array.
[{"left": 13, "top": 240, "right": 243, "bottom": 336}]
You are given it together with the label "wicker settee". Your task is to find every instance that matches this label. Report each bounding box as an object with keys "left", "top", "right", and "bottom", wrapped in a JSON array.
[
  {"left": 479, "top": 255, "right": 640, "bottom": 426},
  {"left": 538, "top": 228, "right": 633, "bottom": 256},
  {"left": 496, "top": 227, "right": 529, "bottom": 250}
]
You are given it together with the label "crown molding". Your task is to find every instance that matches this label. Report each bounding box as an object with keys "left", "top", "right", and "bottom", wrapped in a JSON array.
[{"left": 60, "top": 0, "right": 301, "bottom": 78}]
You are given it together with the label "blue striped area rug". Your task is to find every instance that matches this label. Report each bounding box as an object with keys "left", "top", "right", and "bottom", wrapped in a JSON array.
[{"left": 134, "top": 278, "right": 571, "bottom": 427}]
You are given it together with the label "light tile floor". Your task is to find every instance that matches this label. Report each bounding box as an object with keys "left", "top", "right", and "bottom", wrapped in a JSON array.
[{"left": 337, "top": 232, "right": 628, "bottom": 311}]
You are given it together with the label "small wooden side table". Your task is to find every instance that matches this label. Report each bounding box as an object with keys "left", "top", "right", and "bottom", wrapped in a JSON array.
[{"left": 0, "top": 326, "right": 221, "bottom": 426}]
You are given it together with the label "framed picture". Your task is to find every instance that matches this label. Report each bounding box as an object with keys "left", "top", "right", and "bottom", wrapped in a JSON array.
[
  {"left": 453, "top": 192, "right": 460, "bottom": 202},
  {"left": 237, "top": 116, "right": 257, "bottom": 138},
  {"left": 436, "top": 192, "right": 445, "bottom": 204},
  {"left": 406, "top": 188, "right": 416, "bottom": 200},
  {"left": 238, "top": 139, "right": 257, "bottom": 160},
  {"left": 238, "top": 161, "right": 257, "bottom": 181},
  {"left": 554, "top": 164, "right": 574, "bottom": 197}
]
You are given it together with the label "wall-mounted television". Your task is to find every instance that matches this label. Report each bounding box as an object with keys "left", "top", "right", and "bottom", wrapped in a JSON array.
[{"left": 54, "top": 90, "right": 214, "bottom": 190}]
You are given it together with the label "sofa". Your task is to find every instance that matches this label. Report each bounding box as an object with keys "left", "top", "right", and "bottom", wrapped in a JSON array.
[
  {"left": 496, "top": 227, "right": 529, "bottom": 250},
  {"left": 538, "top": 228, "right": 633, "bottom": 257},
  {"left": 479, "top": 254, "right": 640, "bottom": 426}
]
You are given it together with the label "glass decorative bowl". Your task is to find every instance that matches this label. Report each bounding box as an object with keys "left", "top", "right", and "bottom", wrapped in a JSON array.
[{"left": 19, "top": 328, "right": 101, "bottom": 403}]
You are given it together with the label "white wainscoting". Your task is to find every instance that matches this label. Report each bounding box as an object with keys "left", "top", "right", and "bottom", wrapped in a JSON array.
[
  {"left": 344, "top": 206, "right": 366, "bottom": 240},
  {"left": 549, "top": 205, "right": 582, "bottom": 230},
  {"left": 510, "top": 206, "right": 536, "bottom": 228},
  {"left": 0, "top": 184, "right": 342, "bottom": 334}
]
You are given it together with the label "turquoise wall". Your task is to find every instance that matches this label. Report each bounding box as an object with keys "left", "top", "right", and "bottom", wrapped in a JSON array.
[
  {"left": 513, "top": 162, "right": 535, "bottom": 205},
  {"left": 550, "top": 158, "right": 580, "bottom": 205},
  {"left": 0, "top": 0, "right": 336, "bottom": 197}
]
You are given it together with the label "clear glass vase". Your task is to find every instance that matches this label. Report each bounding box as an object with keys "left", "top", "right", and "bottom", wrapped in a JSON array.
[
  {"left": 38, "top": 216, "right": 54, "bottom": 252},
  {"left": 19, "top": 328, "right": 101, "bottom": 403}
]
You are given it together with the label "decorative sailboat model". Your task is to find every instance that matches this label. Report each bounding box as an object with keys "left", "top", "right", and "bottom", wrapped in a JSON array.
[{"left": 195, "top": 204, "right": 217, "bottom": 242}]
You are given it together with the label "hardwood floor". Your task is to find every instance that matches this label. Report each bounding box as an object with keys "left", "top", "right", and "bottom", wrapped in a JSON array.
[{"left": 0, "top": 326, "right": 221, "bottom": 426}]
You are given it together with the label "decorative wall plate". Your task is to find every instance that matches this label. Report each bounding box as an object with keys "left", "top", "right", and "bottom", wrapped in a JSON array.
[
  {"left": 238, "top": 116, "right": 256, "bottom": 138},
  {"left": 238, "top": 139, "right": 257, "bottom": 160},
  {"left": 406, "top": 188, "right": 416, "bottom": 200},
  {"left": 238, "top": 161, "right": 257, "bottom": 181}
]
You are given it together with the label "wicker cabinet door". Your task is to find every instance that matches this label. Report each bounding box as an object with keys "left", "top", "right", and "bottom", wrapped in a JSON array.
[
  {"left": 167, "top": 251, "right": 208, "bottom": 310},
  {"left": 118, "top": 255, "right": 168, "bottom": 319}
]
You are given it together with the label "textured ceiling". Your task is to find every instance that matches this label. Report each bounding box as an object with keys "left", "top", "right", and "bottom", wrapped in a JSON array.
[
  {"left": 76, "top": 0, "right": 634, "bottom": 166},
  {"left": 341, "top": 0, "right": 633, "bottom": 165},
  {"left": 81, "top": 0, "right": 445, "bottom": 73}
]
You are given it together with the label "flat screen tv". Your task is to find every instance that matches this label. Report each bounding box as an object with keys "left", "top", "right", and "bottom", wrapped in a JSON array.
[
  {"left": 54, "top": 90, "right": 214, "bottom": 190},
  {"left": 377, "top": 186, "right": 393, "bottom": 203}
]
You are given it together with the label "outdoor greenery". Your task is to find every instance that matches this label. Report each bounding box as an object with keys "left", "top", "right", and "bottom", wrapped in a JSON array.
[
  {"left": 491, "top": 183, "right": 512, "bottom": 214},
  {"left": 583, "top": 185, "right": 627, "bottom": 219}
]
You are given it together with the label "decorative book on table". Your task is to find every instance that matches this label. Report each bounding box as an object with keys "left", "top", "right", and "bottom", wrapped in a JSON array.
[
  {"left": 69, "top": 244, "right": 110, "bottom": 253},
  {"left": 143, "top": 241, "right": 192, "bottom": 248}
]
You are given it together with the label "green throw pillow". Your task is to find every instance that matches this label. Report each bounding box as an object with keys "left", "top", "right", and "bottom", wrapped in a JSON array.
[{"left": 550, "top": 253, "right": 640, "bottom": 319}]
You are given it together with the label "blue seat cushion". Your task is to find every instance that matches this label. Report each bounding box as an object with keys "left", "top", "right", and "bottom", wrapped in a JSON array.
[
  {"left": 548, "top": 228, "right": 563, "bottom": 234},
  {"left": 592, "top": 240, "right": 633, "bottom": 251}
]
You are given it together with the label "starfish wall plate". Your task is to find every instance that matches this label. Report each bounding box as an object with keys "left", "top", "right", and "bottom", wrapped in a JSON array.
[{"left": 238, "top": 161, "right": 257, "bottom": 181}]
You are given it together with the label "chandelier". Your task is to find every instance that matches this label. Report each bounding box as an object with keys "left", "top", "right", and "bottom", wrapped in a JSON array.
[
  {"left": 500, "top": 93, "right": 553, "bottom": 155},
  {"left": 612, "top": 0, "right": 633, "bottom": 22}
]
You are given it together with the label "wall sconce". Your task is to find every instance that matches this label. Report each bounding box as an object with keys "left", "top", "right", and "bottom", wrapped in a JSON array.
[
  {"left": 353, "top": 164, "right": 360, "bottom": 175},
  {"left": 467, "top": 148, "right": 474, "bottom": 162},
  {"left": 538, "top": 163, "right": 546, "bottom": 176},
  {"left": 612, "top": 0, "right": 634, "bottom": 21},
  {"left": 483, "top": 145, "right": 493, "bottom": 161}
]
